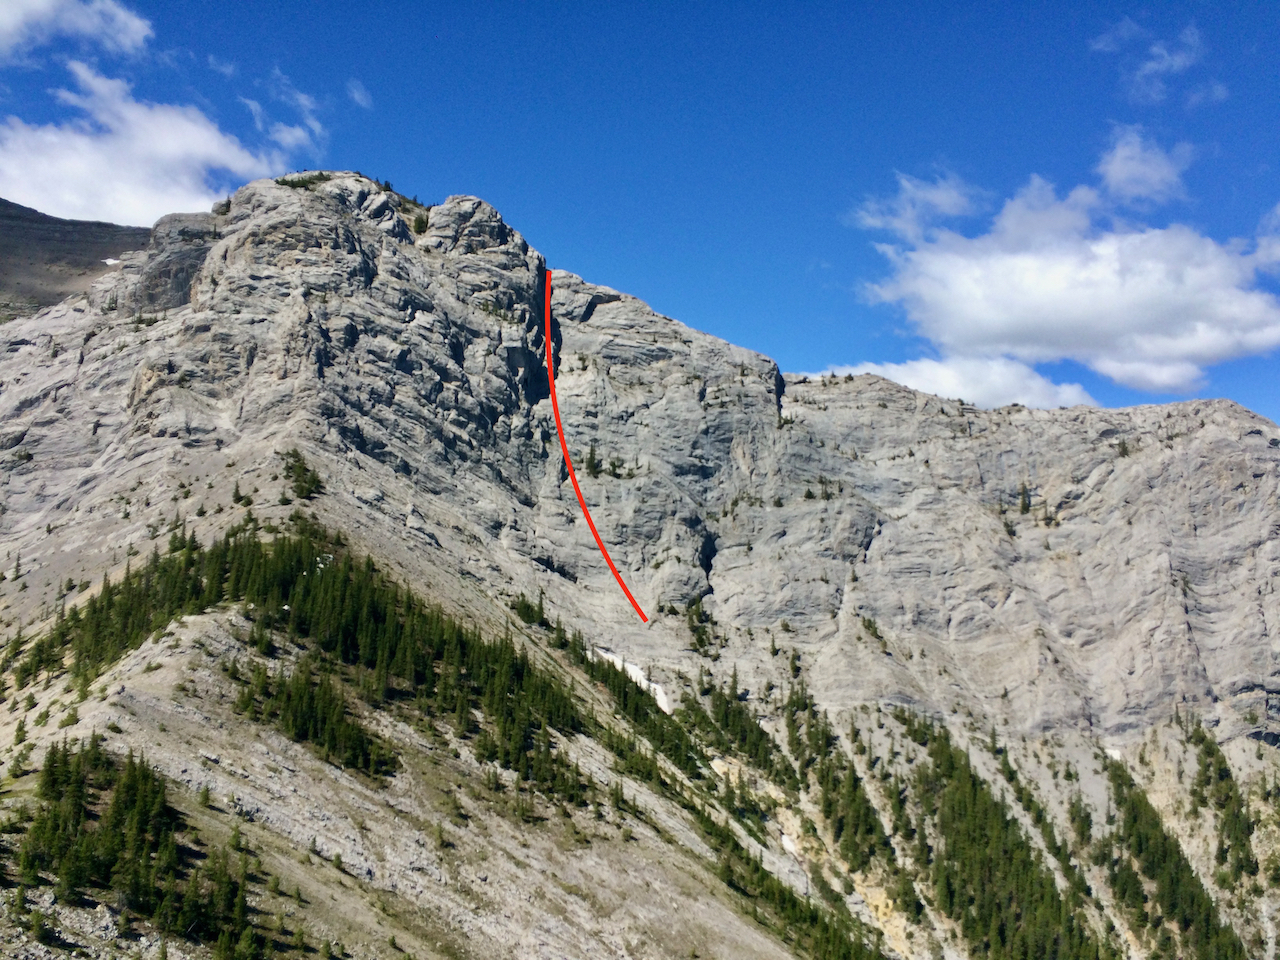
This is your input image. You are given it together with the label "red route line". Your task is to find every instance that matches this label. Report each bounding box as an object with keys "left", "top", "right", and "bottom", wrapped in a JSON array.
[{"left": 544, "top": 269, "right": 648, "bottom": 623}]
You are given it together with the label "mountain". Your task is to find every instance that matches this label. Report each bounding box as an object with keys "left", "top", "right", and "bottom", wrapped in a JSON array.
[
  {"left": 0, "top": 171, "right": 1277, "bottom": 960},
  {"left": 0, "top": 197, "right": 150, "bottom": 322}
]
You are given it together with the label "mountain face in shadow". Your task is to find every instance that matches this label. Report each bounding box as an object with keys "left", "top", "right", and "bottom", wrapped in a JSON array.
[{"left": 0, "top": 197, "right": 150, "bottom": 320}]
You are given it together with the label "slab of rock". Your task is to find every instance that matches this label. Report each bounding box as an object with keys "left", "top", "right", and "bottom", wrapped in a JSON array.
[{"left": 0, "top": 171, "right": 1277, "bottom": 751}]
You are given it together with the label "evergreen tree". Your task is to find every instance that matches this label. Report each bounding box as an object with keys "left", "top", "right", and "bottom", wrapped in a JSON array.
[{"left": 12, "top": 740, "right": 261, "bottom": 952}]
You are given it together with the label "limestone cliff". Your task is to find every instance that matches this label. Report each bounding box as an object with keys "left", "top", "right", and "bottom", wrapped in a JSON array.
[
  {"left": 2, "top": 171, "right": 1280, "bottom": 959},
  {"left": 6, "top": 172, "right": 1277, "bottom": 740}
]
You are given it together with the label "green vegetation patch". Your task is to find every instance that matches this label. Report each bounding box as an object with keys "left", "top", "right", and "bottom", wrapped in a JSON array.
[
  {"left": 1105, "top": 760, "right": 1246, "bottom": 960},
  {"left": 986, "top": 726, "right": 1087, "bottom": 898},
  {"left": 231, "top": 655, "right": 396, "bottom": 776},
  {"left": 6, "top": 737, "right": 271, "bottom": 957},
  {"left": 1187, "top": 720, "right": 1257, "bottom": 884},
  {"left": 214, "top": 517, "right": 590, "bottom": 804},
  {"left": 275, "top": 172, "right": 332, "bottom": 189},
  {"left": 691, "top": 667, "right": 796, "bottom": 787},
  {"left": 567, "top": 630, "right": 704, "bottom": 781},
  {"left": 281, "top": 448, "right": 323, "bottom": 501},
  {"left": 696, "top": 804, "right": 887, "bottom": 960},
  {"left": 817, "top": 726, "right": 891, "bottom": 874},
  {"left": 911, "top": 721, "right": 1108, "bottom": 960}
]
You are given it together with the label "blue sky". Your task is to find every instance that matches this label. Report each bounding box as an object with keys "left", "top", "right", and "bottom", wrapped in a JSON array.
[{"left": 2, "top": 3, "right": 1279, "bottom": 422}]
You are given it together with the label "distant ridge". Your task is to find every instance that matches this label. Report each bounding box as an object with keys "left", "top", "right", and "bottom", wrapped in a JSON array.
[{"left": 0, "top": 196, "right": 150, "bottom": 319}]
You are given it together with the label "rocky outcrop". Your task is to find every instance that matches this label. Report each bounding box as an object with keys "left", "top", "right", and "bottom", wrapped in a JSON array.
[
  {"left": 1, "top": 171, "right": 1278, "bottom": 750},
  {"left": 5, "top": 171, "right": 1280, "bottom": 959},
  {"left": 119, "top": 211, "right": 221, "bottom": 312}
]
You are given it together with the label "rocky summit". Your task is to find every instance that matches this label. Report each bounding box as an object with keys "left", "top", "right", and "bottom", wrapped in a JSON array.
[{"left": 0, "top": 171, "right": 1279, "bottom": 960}]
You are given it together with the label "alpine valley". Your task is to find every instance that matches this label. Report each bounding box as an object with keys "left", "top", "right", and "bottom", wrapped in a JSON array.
[{"left": 0, "top": 171, "right": 1278, "bottom": 960}]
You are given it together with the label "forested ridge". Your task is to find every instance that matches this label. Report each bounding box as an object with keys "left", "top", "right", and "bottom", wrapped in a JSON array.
[
  {"left": 911, "top": 721, "right": 1111, "bottom": 960},
  {"left": 0, "top": 507, "right": 1254, "bottom": 960},
  {"left": 1186, "top": 718, "right": 1257, "bottom": 886},
  {"left": 1105, "top": 760, "right": 1247, "bottom": 960},
  {"left": 0, "top": 513, "right": 892, "bottom": 957}
]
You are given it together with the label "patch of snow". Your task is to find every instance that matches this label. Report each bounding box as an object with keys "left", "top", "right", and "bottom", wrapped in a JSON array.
[{"left": 591, "top": 647, "right": 672, "bottom": 714}]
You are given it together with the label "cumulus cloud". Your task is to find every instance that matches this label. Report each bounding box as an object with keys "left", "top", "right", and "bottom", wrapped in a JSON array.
[
  {"left": 855, "top": 158, "right": 1280, "bottom": 396},
  {"left": 347, "top": 78, "right": 372, "bottom": 109},
  {"left": 851, "top": 171, "right": 978, "bottom": 245},
  {"left": 0, "top": 0, "right": 150, "bottom": 58},
  {"left": 816, "top": 358, "right": 1095, "bottom": 409},
  {"left": 0, "top": 61, "right": 277, "bottom": 225},
  {"left": 1096, "top": 125, "right": 1191, "bottom": 204}
]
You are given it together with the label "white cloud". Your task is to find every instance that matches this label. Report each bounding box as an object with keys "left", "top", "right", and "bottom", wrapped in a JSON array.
[
  {"left": 269, "top": 122, "right": 313, "bottom": 151},
  {"left": 1129, "top": 25, "right": 1201, "bottom": 103},
  {"left": 1091, "top": 21, "right": 1210, "bottom": 106},
  {"left": 858, "top": 166, "right": 1280, "bottom": 394},
  {"left": 347, "top": 78, "right": 372, "bottom": 110},
  {"left": 0, "top": 0, "right": 150, "bottom": 58},
  {"left": 0, "top": 61, "right": 277, "bottom": 225},
  {"left": 1089, "top": 16, "right": 1146, "bottom": 54},
  {"left": 239, "top": 96, "right": 264, "bottom": 131},
  {"left": 1096, "top": 125, "right": 1191, "bottom": 204},
  {"left": 1186, "top": 80, "right": 1228, "bottom": 109},
  {"left": 852, "top": 171, "right": 978, "bottom": 245},
  {"left": 268, "top": 68, "right": 324, "bottom": 152},
  {"left": 242, "top": 76, "right": 326, "bottom": 154},
  {"left": 814, "top": 357, "right": 1095, "bottom": 409},
  {"left": 207, "top": 54, "right": 236, "bottom": 77},
  {"left": 1259, "top": 202, "right": 1280, "bottom": 237}
]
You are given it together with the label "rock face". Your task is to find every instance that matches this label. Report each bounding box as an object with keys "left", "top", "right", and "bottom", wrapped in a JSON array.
[
  {"left": 4, "top": 170, "right": 1280, "bottom": 957},
  {"left": 4, "top": 171, "right": 1277, "bottom": 745}
]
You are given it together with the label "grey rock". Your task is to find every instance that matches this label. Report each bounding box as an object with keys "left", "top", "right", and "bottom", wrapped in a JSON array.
[
  {"left": 1, "top": 171, "right": 1277, "bottom": 748},
  {"left": 3, "top": 172, "right": 1280, "bottom": 957},
  {"left": 115, "top": 211, "right": 220, "bottom": 312}
]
